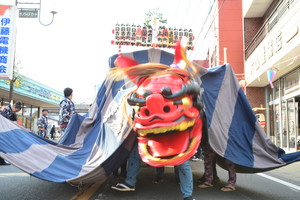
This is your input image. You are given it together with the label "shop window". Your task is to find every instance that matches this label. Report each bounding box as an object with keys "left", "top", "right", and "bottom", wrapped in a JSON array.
[
  {"left": 31, "top": 107, "right": 39, "bottom": 118},
  {"left": 23, "top": 104, "right": 32, "bottom": 117},
  {"left": 1, "top": 98, "right": 9, "bottom": 106},
  {"left": 284, "top": 70, "right": 299, "bottom": 95}
]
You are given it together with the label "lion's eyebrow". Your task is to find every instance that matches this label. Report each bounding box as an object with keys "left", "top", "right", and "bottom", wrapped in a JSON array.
[
  {"left": 142, "top": 90, "right": 152, "bottom": 98},
  {"left": 161, "top": 82, "right": 200, "bottom": 99}
]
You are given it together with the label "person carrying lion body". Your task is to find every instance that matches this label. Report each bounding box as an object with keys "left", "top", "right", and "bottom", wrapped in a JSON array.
[{"left": 109, "top": 37, "right": 204, "bottom": 200}]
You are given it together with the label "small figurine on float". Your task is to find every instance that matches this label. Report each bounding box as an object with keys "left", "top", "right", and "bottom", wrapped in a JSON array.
[
  {"left": 162, "top": 26, "right": 168, "bottom": 48},
  {"left": 168, "top": 27, "right": 174, "bottom": 48},
  {"left": 157, "top": 26, "right": 163, "bottom": 47},
  {"left": 184, "top": 28, "right": 188, "bottom": 37},
  {"left": 125, "top": 23, "right": 131, "bottom": 45},
  {"left": 120, "top": 23, "right": 126, "bottom": 45},
  {"left": 141, "top": 26, "right": 148, "bottom": 46},
  {"left": 114, "top": 23, "right": 121, "bottom": 45},
  {"left": 147, "top": 25, "right": 153, "bottom": 47},
  {"left": 131, "top": 24, "right": 137, "bottom": 46},
  {"left": 178, "top": 28, "right": 184, "bottom": 39},
  {"left": 188, "top": 29, "right": 194, "bottom": 50},
  {"left": 136, "top": 25, "right": 142, "bottom": 46},
  {"left": 173, "top": 28, "right": 179, "bottom": 45}
]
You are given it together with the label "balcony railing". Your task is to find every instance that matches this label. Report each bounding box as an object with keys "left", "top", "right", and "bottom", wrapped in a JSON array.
[{"left": 245, "top": 0, "right": 296, "bottom": 60}]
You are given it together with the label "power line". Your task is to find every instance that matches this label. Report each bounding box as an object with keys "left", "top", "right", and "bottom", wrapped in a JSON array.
[
  {"left": 200, "top": 0, "right": 225, "bottom": 46},
  {"left": 188, "top": 0, "right": 217, "bottom": 59},
  {"left": 190, "top": 0, "right": 217, "bottom": 45},
  {"left": 184, "top": 0, "right": 204, "bottom": 28},
  {"left": 178, "top": 0, "right": 204, "bottom": 30},
  {"left": 189, "top": 0, "right": 225, "bottom": 60},
  {"left": 174, "top": 0, "right": 183, "bottom": 27},
  {"left": 181, "top": 0, "right": 192, "bottom": 27},
  {"left": 172, "top": 0, "right": 213, "bottom": 59}
]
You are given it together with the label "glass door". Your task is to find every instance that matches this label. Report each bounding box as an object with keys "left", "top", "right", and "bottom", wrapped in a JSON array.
[
  {"left": 282, "top": 98, "right": 298, "bottom": 152},
  {"left": 273, "top": 104, "right": 281, "bottom": 147},
  {"left": 287, "top": 98, "right": 298, "bottom": 151},
  {"left": 281, "top": 101, "right": 287, "bottom": 149}
]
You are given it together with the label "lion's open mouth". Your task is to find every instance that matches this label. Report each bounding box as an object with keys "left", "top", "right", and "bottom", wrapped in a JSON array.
[
  {"left": 136, "top": 119, "right": 196, "bottom": 158},
  {"left": 136, "top": 119, "right": 196, "bottom": 136}
]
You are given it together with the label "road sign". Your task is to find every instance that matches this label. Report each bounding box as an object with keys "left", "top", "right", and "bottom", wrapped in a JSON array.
[{"left": 19, "top": 9, "right": 38, "bottom": 18}]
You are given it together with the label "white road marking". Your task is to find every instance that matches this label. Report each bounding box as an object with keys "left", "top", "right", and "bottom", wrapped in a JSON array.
[
  {"left": 0, "top": 173, "right": 29, "bottom": 177},
  {"left": 257, "top": 173, "right": 300, "bottom": 191}
]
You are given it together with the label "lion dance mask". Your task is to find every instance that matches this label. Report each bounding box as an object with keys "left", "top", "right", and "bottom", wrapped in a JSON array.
[{"left": 110, "top": 38, "right": 203, "bottom": 167}]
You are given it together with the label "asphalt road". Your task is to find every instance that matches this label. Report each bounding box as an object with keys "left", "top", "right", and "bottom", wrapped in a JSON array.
[
  {"left": 0, "top": 160, "right": 300, "bottom": 200},
  {"left": 92, "top": 161, "right": 300, "bottom": 200},
  {"left": 0, "top": 165, "right": 78, "bottom": 200}
]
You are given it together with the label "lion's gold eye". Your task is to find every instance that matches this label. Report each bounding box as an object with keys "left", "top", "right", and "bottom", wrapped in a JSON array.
[
  {"left": 181, "top": 97, "right": 191, "bottom": 107},
  {"left": 173, "top": 97, "right": 191, "bottom": 107},
  {"left": 134, "top": 106, "right": 140, "bottom": 113}
]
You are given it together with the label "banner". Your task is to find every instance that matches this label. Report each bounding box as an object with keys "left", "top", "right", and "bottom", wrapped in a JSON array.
[{"left": 0, "top": 4, "right": 16, "bottom": 80}]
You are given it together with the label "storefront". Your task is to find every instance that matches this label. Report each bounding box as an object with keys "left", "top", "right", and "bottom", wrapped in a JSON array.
[
  {"left": 243, "top": 0, "right": 300, "bottom": 153},
  {"left": 0, "top": 73, "right": 63, "bottom": 132},
  {"left": 267, "top": 67, "right": 300, "bottom": 152}
]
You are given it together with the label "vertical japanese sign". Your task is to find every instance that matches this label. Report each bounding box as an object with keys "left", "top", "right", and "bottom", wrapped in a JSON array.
[{"left": 0, "top": 5, "right": 16, "bottom": 80}]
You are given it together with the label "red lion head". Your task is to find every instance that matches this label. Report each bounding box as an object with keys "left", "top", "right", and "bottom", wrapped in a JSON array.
[{"left": 110, "top": 38, "right": 203, "bottom": 167}]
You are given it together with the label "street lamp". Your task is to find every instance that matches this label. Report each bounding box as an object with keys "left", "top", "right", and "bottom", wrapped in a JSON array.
[
  {"left": 38, "top": 0, "right": 57, "bottom": 26},
  {"left": 16, "top": 0, "right": 57, "bottom": 26}
]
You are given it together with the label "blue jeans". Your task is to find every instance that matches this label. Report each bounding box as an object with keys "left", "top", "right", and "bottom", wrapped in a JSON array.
[
  {"left": 177, "top": 160, "right": 193, "bottom": 198},
  {"left": 125, "top": 143, "right": 193, "bottom": 198}
]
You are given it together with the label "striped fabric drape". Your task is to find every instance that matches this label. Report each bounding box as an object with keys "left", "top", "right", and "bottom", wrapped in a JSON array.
[{"left": 1, "top": 49, "right": 299, "bottom": 186}]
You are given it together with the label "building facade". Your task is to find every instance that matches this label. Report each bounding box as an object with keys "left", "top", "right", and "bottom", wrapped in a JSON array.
[
  {"left": 244, "top": 0, "right": 300, "bottom": 152},
  {"left": 204, "top": 0, "right": 244, "bottom": 81},
  {"left": 200, "top": 0, "right": 299, "bottom": 152},
  {"left": 0, "top": 73, "right": 64, "bottom": 132}
]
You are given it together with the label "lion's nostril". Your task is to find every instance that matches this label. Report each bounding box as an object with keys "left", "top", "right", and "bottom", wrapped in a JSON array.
[
  {"left": 144, "top": 109, "right": 150, "bottom": 116},
  {"left": 163, "top": 106, "right": 170, "bottom": 113}
]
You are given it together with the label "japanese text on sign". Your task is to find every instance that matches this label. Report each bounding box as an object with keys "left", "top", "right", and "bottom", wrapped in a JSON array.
[
  {"left": 19, "top": 9, "right": 38, "bottom": 18},
  {"left": 0, "top": 5, "right": 15, "bottom": 80}
]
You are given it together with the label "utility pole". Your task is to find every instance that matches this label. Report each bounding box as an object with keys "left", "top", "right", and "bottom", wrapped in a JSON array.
[{"left": 8, "top": 72, "right": 15, "bottom": 103}]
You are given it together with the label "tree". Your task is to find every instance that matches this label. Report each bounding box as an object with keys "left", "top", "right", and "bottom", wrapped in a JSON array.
[{"left": 144, "top": 7, "right": 167, "bottom": 28}]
